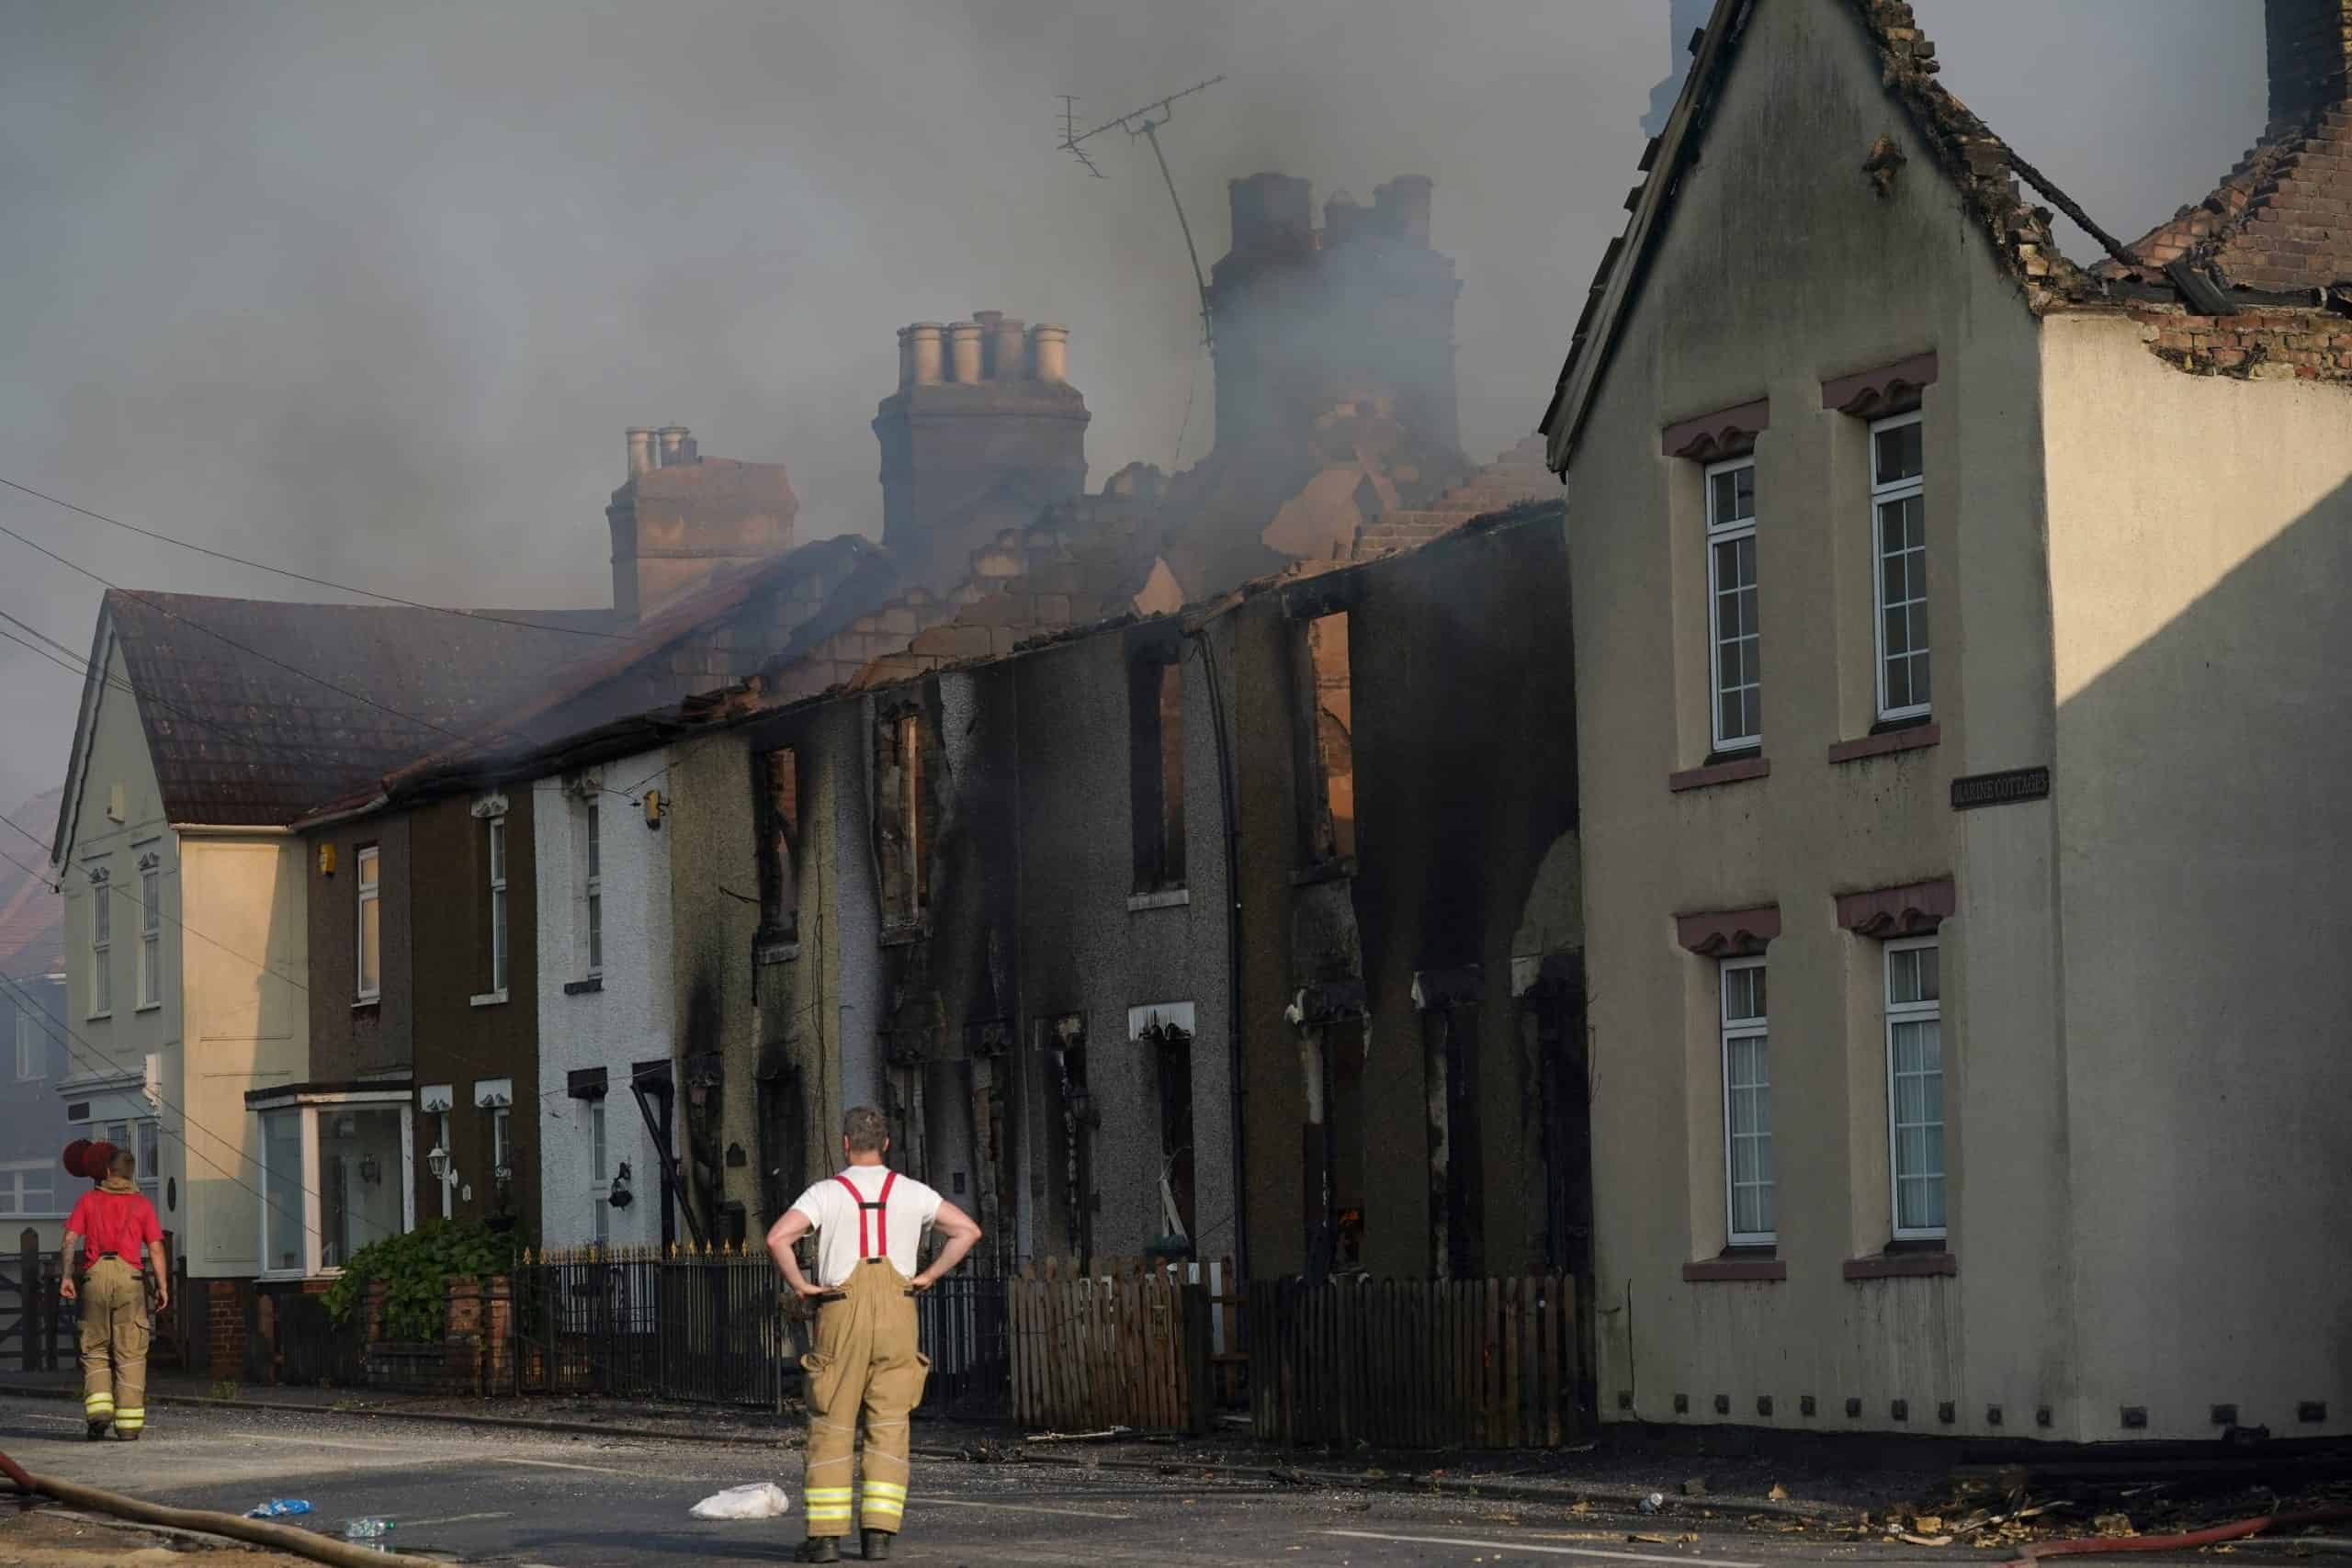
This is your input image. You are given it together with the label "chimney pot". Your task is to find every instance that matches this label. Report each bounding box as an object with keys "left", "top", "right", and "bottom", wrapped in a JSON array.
[
  {"left": 658, "top": 424, "right": 694, "bottom": 465},
  {"left": 1373, "top": 175, "right": 1434, "bottom": 246},
  {"left": 946, "top": 321, "right": 983, "bottom": 384},
  {"left": 908, "top": 322, "right": 945, "bottom": 387},
  {"left": 626, "top": 427, "right": 655, "bottom": 478},
  {"left": 985, "top": 313, "right": 1027, "bottom": 379},
  {"left": 1029, "top": 323, "right": 1069, "bottom": 385},
  {"left": 1228, "top": 172, "right": 1314, "bottom": 253}
]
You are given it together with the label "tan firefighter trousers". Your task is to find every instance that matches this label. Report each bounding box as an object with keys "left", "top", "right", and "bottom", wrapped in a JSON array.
[
  {"left": 799, "top": 1258, "right": 929, "bottom": 1538},
  {"left": 79, "top": 1258, "right": 150, "bottom": 1435}
]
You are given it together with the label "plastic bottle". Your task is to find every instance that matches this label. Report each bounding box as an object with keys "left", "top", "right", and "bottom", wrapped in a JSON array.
[
  {"left": 342, "top": 1517, "right": 395, "bottom": 1540},
  {"left": 243, "top": 1500, "right": 311, "bottom": 1518}
]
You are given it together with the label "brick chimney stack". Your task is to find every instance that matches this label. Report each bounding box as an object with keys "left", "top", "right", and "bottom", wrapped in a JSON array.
[
  {"left": 606, "top": 423, "right": 797, "bottom": 621},
  {"left": 873, "top": 310, "right": 1089, "bottom": 592},
  {"left": 2267, "top": 0, "right": 2352, "bottom": 132}
]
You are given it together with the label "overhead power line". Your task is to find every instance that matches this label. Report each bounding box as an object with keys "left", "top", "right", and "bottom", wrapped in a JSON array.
[
  {"left": 0, "top": 475, "right": 632, "bottom": 639},
  {"left": 0, "top": 517, "right": 524, "bottom": 762}
]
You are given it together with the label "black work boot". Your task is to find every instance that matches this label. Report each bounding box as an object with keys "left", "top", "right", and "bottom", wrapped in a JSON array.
[
  {"left": 862, "top": 1528, "right": 892, "bottom": 1561},
  {"left": 85, "top": 1421, "right": 108, "bottom": 1441},
  {"left": 794, "top": 1538, "right": 840, "bottom": 1563},
  {"left": 116, "top": 1428, "right": 141, "bottom": 1441}
]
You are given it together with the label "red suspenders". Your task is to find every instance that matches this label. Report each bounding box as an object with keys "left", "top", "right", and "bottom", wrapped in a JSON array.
[{"left": 833, "top": 1169, "right": 898, "bottom": 1259}]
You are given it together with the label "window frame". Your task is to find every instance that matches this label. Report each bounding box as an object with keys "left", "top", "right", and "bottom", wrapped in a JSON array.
[
  {"left": 582, "top": 798, "right": 603, "bottom": 979},
  {"left": 134, "top": 851, "right": 161, "bottom": 1011},
  {"left": 86, "top": 863, "right": 111, "bottom": 1019},
  {"left": 1883, "top": 935, "right": 1946, "bottom": 1242},
  {"left": 14, "top": 1012, "right": 40, "bottom": 1081},
  {"left": 488, "top": 815, "right": 509, "bottom": 996},
  {"left": 1718, "top": 954, "right": 1775, "bottom": 1247},
  {"left": 355, "top": 845, "right": 381, "bottom": 1002},
  {"left": 1703, "top": 456, "right": 1762, "bottom": 753},
  {"left": 0, "top": 1161, "right": 61, "bottom": 1219},
  {"left": 1869, "top": 411, "right": 1929, "bottom": 723}
]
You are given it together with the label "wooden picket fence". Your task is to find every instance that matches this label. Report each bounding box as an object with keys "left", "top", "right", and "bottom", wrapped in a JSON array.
[
  {"left": 1249, "top": 1274, "right": 1587, "bottom": 1450},
  {"left": 1008, "top": 1258, "right": 1205, "bottom": 1432}
]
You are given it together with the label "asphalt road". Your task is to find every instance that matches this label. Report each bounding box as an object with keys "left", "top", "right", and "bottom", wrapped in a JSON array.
[{"left": 0, "top": 1395, "right": 2312, "bottom": 1567}]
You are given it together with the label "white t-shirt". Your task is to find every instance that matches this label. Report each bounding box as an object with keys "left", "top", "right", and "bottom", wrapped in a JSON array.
[{"left": 787, "top": 1167, "right": 944, "bottom": 1287}]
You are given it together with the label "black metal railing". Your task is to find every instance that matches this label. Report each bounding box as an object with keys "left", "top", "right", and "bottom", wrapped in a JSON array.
[
  {"left": 509, "top": 1246, "right": 1012, "bottom": 1417},
  {"left": 913, "top": 1273, "right": 1011, "bottom": 1419},
  {"left": 516, "top": 1245, "right": 801, "bottom": 1410}
]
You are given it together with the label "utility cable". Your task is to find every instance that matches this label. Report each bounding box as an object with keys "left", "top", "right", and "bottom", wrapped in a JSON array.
[
  {"left": 0, "top": 517, "right": 537, "bottom": 762},
  {"left": 0, "top": 475, "right": 633, "bottom": 638},
  {"left": 0, "top": 614, "right": 413, "bottom": 773}
]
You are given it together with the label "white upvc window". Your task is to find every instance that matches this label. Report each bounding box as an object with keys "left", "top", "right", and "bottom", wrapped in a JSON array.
[
  {"left": 1884, "top": 937, "right": 1946, "bottom": 1240},
  {"left": 489, "top": 815, "right": 509, "bottom": 995},
  {"left": 0, "top": 1162, "right": 59, "bottom": 1218},
  {"left": 1719, "top": 956, "right": 1774, "bottom": 1246},
  {"left": 356, "top": 846, "right": 381, "bottom": 1001},
  {"left": 1704, "top": 457, "right": 1761, "bottom": 751},
  {"left": 14, "top": 1012, "right": 40, "bottom": 1080},
  {"left": 255, "top": 1091, "right": 415, "bottom": 1278},
  {"left": 590, "top": 1100, "right": 610, "bottom": 1246},
  {"left": 135, "top": 852, "right": 161, "bottom": 1010},
  {"left": 583, "top": 799, "right": 603, "bottom": 979},
  {"left": 86, "top": 864, "right": 111, "bottom": 1018},
  {"left": 1870, "top": 412, "right": 1929, "bottom": 721}
]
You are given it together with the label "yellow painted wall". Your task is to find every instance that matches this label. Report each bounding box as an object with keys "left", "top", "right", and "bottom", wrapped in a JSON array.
[{"left": 2039, "top": 313, "right": 2352, "bottom": 1438}]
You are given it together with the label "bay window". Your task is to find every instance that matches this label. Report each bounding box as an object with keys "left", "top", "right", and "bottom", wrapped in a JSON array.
[{"left": 251, "top": 1089, "right": 414, "bottom": 1277}]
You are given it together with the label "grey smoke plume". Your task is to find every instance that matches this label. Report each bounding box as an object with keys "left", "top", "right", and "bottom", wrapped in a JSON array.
[{"left": 0, "top": 0, "right": 2259, "bottom": 812}]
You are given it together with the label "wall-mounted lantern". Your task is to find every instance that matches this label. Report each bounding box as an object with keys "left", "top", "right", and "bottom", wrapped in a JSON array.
[
  {"left": 608, "top": 1160, "right": 635, "bottom": 1209},
  {"left": 426, "top": 1145, "right": 458, "bottom": 1190},
  {"left": 318, "top": 842, "right": 337, "bottom": 877},
  {"left": 643, "top": 789, "right": 664, "bottom": 830}
]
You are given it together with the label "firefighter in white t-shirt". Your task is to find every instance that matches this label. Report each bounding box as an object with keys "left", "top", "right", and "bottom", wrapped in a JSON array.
[{"left": 765, "top": 1106, "right": 982, "bottom": 1562}]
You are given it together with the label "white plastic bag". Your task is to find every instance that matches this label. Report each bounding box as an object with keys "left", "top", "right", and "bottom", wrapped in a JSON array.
[{"left": 690, "top": 1482, "right": 794, "bottom": 1520}]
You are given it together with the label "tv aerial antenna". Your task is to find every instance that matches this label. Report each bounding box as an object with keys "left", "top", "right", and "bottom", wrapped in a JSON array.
[{"left": 1058, "top": 76, "right": 1225, "bottom": 350}]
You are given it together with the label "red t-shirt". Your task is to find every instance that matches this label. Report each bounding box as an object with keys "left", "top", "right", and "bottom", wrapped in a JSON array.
[{"left": 65, "top": 1187, "right": 163, "bottom": 1269}]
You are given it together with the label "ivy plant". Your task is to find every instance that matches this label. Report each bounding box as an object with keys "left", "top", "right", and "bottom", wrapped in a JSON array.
[{"left": 322, "top": 1220, "right": 523, "bottom": 1343}]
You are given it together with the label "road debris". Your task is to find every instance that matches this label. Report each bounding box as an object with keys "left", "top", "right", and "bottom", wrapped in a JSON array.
[{"left": 689, "top": 1483, "right": 792, "bottom": 1520}]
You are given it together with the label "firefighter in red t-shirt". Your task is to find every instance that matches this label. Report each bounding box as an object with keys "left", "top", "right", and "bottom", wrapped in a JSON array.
[{"left": 60, "top": 1142, "right": 168, "bottom": 1440}]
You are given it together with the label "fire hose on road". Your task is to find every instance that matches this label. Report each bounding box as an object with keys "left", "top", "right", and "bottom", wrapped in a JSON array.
[
  {"left": 0, "top": 1445, "right": 448, "bottom": 1568},
  {"left": 2000, "top": 1505, "right": 2352, "bottom": 1567}
]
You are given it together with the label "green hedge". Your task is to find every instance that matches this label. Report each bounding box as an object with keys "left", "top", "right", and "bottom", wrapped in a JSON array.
[{"left": 322, "top": 1221, "right": 523, "bottom": 1343}]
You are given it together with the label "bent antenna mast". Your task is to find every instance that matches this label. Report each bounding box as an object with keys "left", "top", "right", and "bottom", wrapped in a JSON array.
[{"left": 1058, "top": 76, "right": 1225, "bottom": 350}]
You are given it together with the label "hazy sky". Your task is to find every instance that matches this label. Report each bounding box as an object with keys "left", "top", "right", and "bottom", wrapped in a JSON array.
[{"left": 0, "top": 1, "right": 2262, "bottom": 813}]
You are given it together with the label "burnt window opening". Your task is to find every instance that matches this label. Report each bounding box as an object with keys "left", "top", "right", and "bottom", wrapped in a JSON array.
[
  {"left": 755, "top": 747, "right": 800, "bottom": 947},
  {"left": 1301, "top": 612, "right": 1356, "bottom": 865},
  {"left": 1129, "top": 658, "right": 1187, "bottom": 893},
  {"left": 1043, "top": 1014, "right": 1093, "bottom": 1258},
  {"left": 876, "top": 709, "right": 931, "bottom": 931},
  {"left": 1142, "top": 1017, "right": 1196, "bottom": 1249}
]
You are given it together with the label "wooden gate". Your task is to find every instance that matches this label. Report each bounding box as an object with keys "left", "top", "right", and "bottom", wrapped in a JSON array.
[
  {"left": 0, "top": 1235, "right": 68, "bottom": 1372},
  {"left": 1008, "top": 1260, "right": 1206, "bottom": 1432},
  {"left": 1249, "top": 1275, "right": 1588, "bottom": 1450}
]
